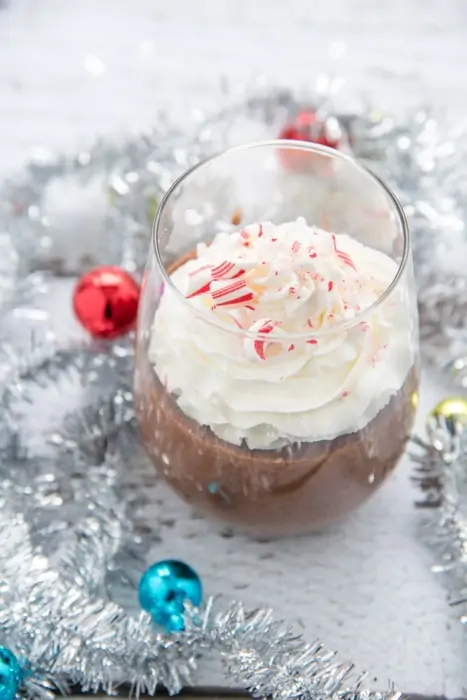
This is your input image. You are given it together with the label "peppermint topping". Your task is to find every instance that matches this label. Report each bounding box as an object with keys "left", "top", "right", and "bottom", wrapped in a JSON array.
[
  {"left": 151, "top": 219, "right": 413, "bottom": 450},
  {"left": 184, "top": 219, "right": 385, "bottom": 361}
]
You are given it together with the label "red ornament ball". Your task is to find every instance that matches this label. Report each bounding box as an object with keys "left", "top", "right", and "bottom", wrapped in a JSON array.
[
  {"left": 278, "top": 109, "right": 343, "bottom": 171},
  {"left": 73, "top": 265, "right": 140, "bottom": 339},
  {"left": 278, "top": 109, "right": 341, "bottom": 148}
]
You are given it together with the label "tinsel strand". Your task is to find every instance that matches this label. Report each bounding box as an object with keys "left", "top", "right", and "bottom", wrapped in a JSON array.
[
  {"left": 0, "top": 498, "right": 397, "bottom": 700},
  {"left": 5, "top": 88, "right": 467, "bottom": 698},
  {"left": 0, "top": 501, "right": 197, "bottom": 697},
  {"left": 186, "top": 602, "right": 400, "bottom": 700},
  {"left": 0, "top": 339, "right": 397, "bottom": 700},
  {"left": 411, "top": 413, "right": 467, "bottom": 622}
]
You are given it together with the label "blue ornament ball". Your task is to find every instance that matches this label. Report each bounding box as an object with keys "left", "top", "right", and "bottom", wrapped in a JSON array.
[
  {"left": 0, "top": 647, "right": 23, "bottom": 700},
  {"left": 138, "top": 559, "right": 202, "bottom": 632}
]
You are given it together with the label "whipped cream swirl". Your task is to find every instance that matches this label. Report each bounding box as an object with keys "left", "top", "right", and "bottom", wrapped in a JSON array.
[{"left": 149, "top": 219, "right": 415, "bottom": 449}]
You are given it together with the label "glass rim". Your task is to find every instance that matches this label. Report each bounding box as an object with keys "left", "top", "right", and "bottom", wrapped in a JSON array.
[{"left": 152, "top": 139, "right": 410, "bottom": 341}]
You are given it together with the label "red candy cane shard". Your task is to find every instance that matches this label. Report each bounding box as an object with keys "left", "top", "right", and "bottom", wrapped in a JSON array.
[
  {"left": 328, "top": 281, "right": 334, "bottom": 292},
  {"left": 211, "top": 261, "right": 234, "bottom": 278},
  {"left": 306, "top": 339, "right": 318, "bottom": 345},
  {"left": 291, "top": 240, "right": 301, "bottom": 254},
  {"left": 211, "top": 279, "right": 254, "bottom": 308},
  {"left": 186, "top": 264, "right": 213, "bottom": 298},
  {"left": 214, "top": 292, "right": 255, "bottom": 308},
  {"left": 186, "top": 281, "right": 211, "bottom": 299},
  {"left": 332, "top": 234, "right": 356, "bottom": 271},
  {"left": 212, "top": 279, "right": 248, "bottom": 299},
  {"left": 253, "top": 321, "right": 274, "bottom": 360},
  {"left": 338, "top": 253, "right": 356, "bottom": 270},
  {"left": 211, "top": 261, "right": 245, "bottom": 280}
]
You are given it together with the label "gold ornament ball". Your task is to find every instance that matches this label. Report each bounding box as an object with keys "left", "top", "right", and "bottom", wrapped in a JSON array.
[{"left": 429, "top": 396, "right": 467, "bottom": 435}]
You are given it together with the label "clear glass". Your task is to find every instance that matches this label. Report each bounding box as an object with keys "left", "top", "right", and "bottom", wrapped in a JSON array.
[{"left": 134, "top": 141, "right": 419, "bottom": 537}]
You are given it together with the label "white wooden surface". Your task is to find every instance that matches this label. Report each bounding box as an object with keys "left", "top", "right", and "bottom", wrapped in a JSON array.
[
  {"left": 2, "top": 0, "right": 467, "bottom": 177},
  {"left": 2, "top": 0, "right": 467, "bottom": 697}
]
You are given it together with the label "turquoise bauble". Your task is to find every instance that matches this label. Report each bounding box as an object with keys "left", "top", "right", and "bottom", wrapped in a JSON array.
[
  {"left": 138, "top": 559, "right": 202, "bottom": 632},
  {"left": 0, "top": 647, "right": 22, "bottom": 700}
]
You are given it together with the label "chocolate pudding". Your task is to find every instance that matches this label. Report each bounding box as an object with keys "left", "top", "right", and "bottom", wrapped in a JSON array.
[{"left": 134, "top": 219, "right": 419, "bottom": 536}]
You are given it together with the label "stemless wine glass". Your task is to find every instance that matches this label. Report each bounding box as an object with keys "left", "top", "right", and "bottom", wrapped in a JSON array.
[{"left": 134, "top": 141, "right": 419, "bottom": 537}]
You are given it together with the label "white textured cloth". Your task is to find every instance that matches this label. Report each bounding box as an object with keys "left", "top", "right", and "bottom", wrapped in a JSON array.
[{"left": 1, "top": 1, "right": 467, "bottom": 695}]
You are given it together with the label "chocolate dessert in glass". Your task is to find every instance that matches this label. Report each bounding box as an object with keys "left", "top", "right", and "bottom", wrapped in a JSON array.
[{"left": 134, "top": 141, "right": 419, "bottom": 537}]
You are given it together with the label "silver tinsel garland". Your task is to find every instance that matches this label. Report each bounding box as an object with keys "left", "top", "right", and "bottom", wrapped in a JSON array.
[
  {"left": 0, "top": 501, "right": 398, "bottom": 700},
  {"left": 1, "top": 87, "right": 467, "bottom": 699},
  {"left": 411, "top": 407, "right": 467, "bottom": 624},
  {"left": 0, "top": 332, "right": 399, "bottom": 700}
]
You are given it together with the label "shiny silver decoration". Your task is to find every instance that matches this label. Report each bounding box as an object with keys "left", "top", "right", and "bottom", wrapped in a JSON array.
[
  {"left": 0, "top": 331, "right": 396, "bottom": 700},
  {"left": 412, "top": 385, "right": 467, "bottom": 620},
  {"left": 360, "top": 110, "right": 467, "bottom": 364},
  {"left": 0, "top": 503, "right": 398, "bottom": 700},
  {"left": 3, "top": 86, "right": 467, "bottom": 698},
  {"left": 424, "top": 397, "right": 467, "bottom": 459},
  {"left": 0, "top": 503, "right": 196, "bottom": 697},
  {"left": 1, "top": 94, "right": 467, "bottom": 360},
  {"left": 411, "top": 425, "right": 467, "bottom": 614}
]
